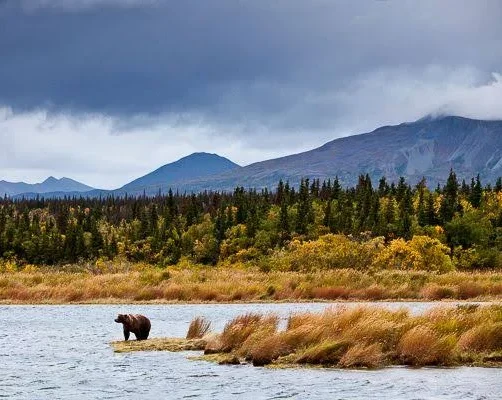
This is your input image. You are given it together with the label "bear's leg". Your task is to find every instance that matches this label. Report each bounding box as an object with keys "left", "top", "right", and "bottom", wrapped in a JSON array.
[
  {"left": 136, "top": 329, "right": 149, "bottom": 340},
  {"left": 123, "top": 327, "right": 130, "bottom": 341}
]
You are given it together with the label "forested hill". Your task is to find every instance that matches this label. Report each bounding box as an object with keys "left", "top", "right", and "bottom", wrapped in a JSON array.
[{"left": 2, "top": 171, "right": 502, "bottom": 271}]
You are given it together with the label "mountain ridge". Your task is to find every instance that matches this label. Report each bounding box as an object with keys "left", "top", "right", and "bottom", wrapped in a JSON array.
[
  {"left": 0, "top": 176, "right": 94, "bottom": 197},
  {"left": 7, "top": 115, "right": 502, "bottom": 198}
]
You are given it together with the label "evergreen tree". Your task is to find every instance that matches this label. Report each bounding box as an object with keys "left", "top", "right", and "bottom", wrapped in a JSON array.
[
  {"left": 469, "top": 174, "right": 482, "bottom": 208},
  {"left": 278, "top": 199, "right": 290, "bottom": 243},
  {"left": 439, "top": 169, "right": 460, "bottom": 223}
]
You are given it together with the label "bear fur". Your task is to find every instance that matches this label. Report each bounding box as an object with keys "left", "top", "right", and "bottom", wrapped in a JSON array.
[{"left": 115, "top": 314, "right": 151, "bottom": 341}]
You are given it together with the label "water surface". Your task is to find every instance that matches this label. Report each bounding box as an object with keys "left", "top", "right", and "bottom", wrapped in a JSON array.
[{"left": 1, "top": 302, "right": 500, "bottom": 399}]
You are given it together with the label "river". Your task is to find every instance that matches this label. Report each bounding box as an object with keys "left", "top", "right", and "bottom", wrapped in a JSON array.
[{"left": 1, "top": 302, "right": 500, "bottom": 399}]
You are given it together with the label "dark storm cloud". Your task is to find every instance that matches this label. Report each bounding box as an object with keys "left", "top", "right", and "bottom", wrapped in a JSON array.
[
  {"left": 1, "top": 0, "right": 502, "bottom": 188},
  {"left": 1, "top": 0, "right": 501, "bottom": 129}
]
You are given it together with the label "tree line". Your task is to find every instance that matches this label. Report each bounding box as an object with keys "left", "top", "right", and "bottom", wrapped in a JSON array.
[{"left": 1, "top": 170, "right": 502, "bottom": 269}]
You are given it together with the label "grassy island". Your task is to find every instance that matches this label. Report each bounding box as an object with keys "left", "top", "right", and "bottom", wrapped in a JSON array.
[{"left": 112, "top": 305, "right": 502, "bottom": 369}]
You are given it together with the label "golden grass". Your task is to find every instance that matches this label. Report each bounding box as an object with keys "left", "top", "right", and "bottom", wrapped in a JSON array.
[
  {"left": 186, "top": 316, "right": 211, "bottom": 339},
  {"left": 338, "top": 343, "right": 384, "bottom": 368},
  {"left": 2, "top": 265, "right": 502, "bottom": 303},
  {"left": 218, "top": 313, "right": 278, "bottom": 353},
  {"left": 110, "top": 304, "right": 502, "bottom": 369},
  {"left": 111, "top": 337, "right": 207, "bottom": 353},
  {"left": 195, "top": 305, "right": 502, "bottom": 368},
  {"left": 396, "top": 326, "right": 455, "bottom": 366}
]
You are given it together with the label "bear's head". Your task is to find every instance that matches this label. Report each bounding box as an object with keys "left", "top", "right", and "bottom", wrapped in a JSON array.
[{"left": 114, "top": 314, "right": 128, "bottom": 324}]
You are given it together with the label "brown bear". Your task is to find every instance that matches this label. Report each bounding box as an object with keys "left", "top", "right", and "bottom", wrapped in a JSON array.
[{"left": 114, "top": 314, "right": 151, "bottom": 341}]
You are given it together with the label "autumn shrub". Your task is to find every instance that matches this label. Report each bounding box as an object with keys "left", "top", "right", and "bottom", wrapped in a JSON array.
[
  {"left": 372, "top": 235, "right": 453, "bottom": 273},
  {"left": 270, "top": 234, "right": 382, "bottom": 271}
]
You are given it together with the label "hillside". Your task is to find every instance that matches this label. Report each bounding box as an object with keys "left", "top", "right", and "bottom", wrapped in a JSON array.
[
  {"left": 9, "top": 116, "right": 502, "bottom": 198},
  {"left": 117, "top": 152, "right": 241, "bottom": 195},
  {"left": 178, "top": 116, "right": 502, "bottom": 191}
]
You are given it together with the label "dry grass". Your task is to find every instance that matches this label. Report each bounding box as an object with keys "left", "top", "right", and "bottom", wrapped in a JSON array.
[
  {"left": 186, "top": 316, "right": 211, "bottom": 339},
  {"left": 109, "top": 304, "right": 502, "bottom": 369},
  {"left": 338, "top": 343, "right": 384, "bottom": 368},
  {"left": 296, "top": 340, "right": 351, "bottom": 365},
  {"left": 2, "top": 265, "right": 502, "bottom": 303},
  {"left": 218, "top": 313, "right": 278, "bottom": 353},
  {"left": 396, "top": 326, "right": 455, "bottom": 366},
  {"left": 457, "top": 323, "right": 502, "bottom": 352},
  {"left": 191, "top": 305, "right": 502, "bottom": 369},
  {"left": 111, "top": 337, "right": 207, "bottom": 353}
]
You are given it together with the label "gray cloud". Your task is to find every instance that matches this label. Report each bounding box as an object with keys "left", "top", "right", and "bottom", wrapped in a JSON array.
[{"left": 0, "top": 0, "right": 501, "bottom": 187}]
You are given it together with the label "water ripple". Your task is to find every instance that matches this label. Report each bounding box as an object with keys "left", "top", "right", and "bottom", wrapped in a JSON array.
[{"left": 1, "top": 303, "right": 502, "bottom": 399}]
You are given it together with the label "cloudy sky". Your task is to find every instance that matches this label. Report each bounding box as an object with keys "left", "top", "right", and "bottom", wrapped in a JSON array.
[{"left": 1, "top": 0, "right": 501, "bottom": 188}]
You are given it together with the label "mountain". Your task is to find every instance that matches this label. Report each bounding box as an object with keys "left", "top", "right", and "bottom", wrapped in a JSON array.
[
  {"left": 9, "top": 116, "right": 502, "bottom": 198},
  {"left": 116, "top": 152, "right": 241, "bottom": 195},
  {"left": 0, "top": 176, "right": 94, "bottom": 197},
  {"left": 176, "top": 115, "right": 502, "bottom": 191}
]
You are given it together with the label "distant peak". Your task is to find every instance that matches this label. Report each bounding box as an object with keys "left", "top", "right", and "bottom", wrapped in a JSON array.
[
  {"left": 42, "top": 176, "right": 59, "bottom": 183},
  {"left": 175, "top": 152, "right": 240, "bottom": 166},
  {"left": 184, "top": 152, "right": 219, "bottom": 159},
  {"left": 414, "top": 114, "right": 489, "bottom": 125}
]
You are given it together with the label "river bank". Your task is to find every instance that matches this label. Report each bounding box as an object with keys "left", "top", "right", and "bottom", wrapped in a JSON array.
[{"left": 2, "top": 266, "right": 502, "bottom": 304}]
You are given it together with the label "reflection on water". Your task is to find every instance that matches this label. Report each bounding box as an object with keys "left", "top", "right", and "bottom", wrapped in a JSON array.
[{"left": 0, "top": 302, "right": 501, "bottom": 399}]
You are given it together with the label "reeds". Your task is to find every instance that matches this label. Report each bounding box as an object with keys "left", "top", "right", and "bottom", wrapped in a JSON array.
[
  {"left": 195, "top": 305, "right": 502, "bottom": 368},
  {"left": 186, "top": 316, "right": 211, "bottom": 339},
  {"left": 2, "top": 265, "right": 502, "bottom": 303}
]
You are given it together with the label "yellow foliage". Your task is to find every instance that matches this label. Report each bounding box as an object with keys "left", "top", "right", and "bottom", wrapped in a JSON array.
[
  {"left": 21, "top": 264, "right": 38, "bottom": 273},
  {"left": 372, "top": 235, "right": 453, "bottom": 273},
  {"left": 0, "top": 261, "right": 19, "bottom": 273},
  {"left": 270, "top": 234, "right": 383, "bottom": 271}
]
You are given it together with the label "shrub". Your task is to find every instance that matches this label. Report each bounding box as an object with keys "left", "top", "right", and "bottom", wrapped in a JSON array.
[
  {"left": 372, "top": 236, "right": 453, "bottom": 273},
  {"left": 270, "top": 234, "right": 381, "bottom": 272}
]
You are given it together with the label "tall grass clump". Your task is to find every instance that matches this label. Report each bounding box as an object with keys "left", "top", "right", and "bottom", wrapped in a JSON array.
[
  {"left": 193, "top": 305, "right": 502, "bottom": 369},
  {"left": 215, "top": 313, "right": 279, "bottom": 353},
  {"left": 186, "top": 316, "right": 211, "bottom": 339}
]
